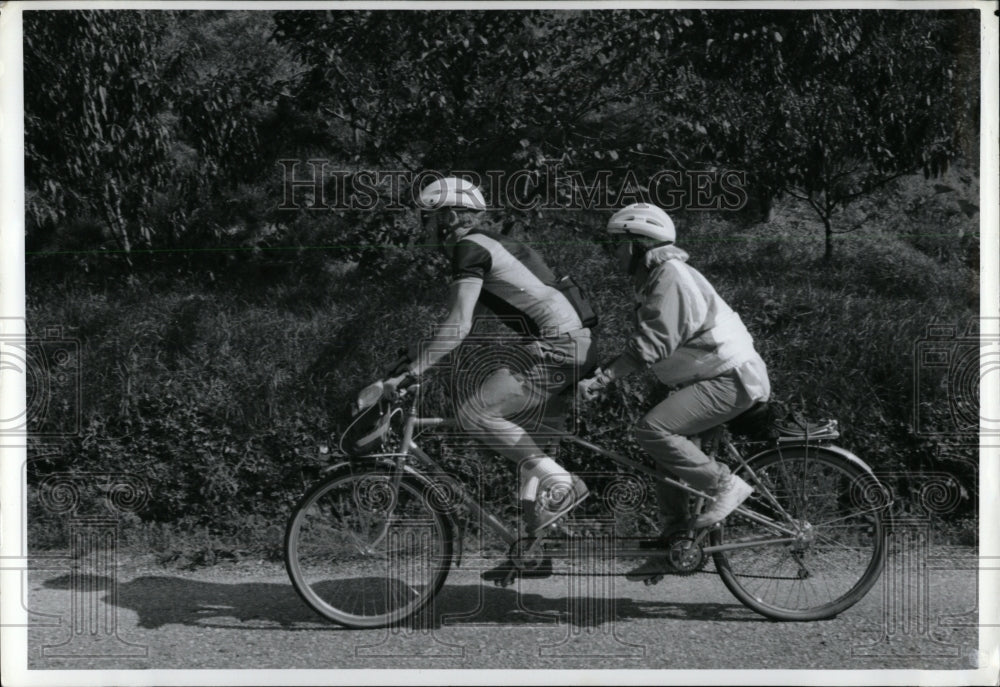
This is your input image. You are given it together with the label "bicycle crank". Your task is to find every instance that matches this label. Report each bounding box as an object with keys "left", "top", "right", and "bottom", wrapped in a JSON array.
[
  {"left": 488, "top": 536, "right": 552, "bottom": 588},
  {"left": 510, "top": 536, "right": 548, "bottom": 570}
]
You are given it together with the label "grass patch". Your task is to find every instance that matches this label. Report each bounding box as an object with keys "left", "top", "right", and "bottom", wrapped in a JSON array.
[{"left": 26, "top": 174, "right": 980, "bottom": 550}]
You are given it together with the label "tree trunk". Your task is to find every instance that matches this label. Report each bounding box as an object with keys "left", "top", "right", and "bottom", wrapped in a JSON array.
[
  {"left": 823, "top": 215, "right": 833, "bottom": 263},
  {"left": 760, "top": 189, "right": 775, "bottom": 223}
]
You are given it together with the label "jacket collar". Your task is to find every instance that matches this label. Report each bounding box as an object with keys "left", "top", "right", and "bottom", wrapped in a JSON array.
[
  {"left": 632, "top": 244, "right": 689, "bottom": 291},
  {"left": 644, "top": 244, "right": 689, "bottom": 268}
]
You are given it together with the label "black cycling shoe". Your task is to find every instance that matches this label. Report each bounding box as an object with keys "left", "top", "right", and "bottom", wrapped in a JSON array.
[
  {"left": 625, "top": 520, "right": 691, "bottom": 582},
  {"left": 624, "top": 556, "right": 674, "bottom": 582},
  {"left": 481, "top": 556, "right": 553, "bottom": 584}
]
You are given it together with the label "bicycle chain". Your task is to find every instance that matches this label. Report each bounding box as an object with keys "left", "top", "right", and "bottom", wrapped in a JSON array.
[
  {"left": 506, "top": 509, "right": 814, "bottom": 581},
  {"left": 520, "top": 534, "right": 712, "bottom": 578},
  {"left": 515, "top": 534, "right": 805, "bottom": 580}
]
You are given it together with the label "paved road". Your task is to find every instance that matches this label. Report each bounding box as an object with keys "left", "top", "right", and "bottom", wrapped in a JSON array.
[{"left": 24, "top": 549, "right": 982, "bottom": 672}]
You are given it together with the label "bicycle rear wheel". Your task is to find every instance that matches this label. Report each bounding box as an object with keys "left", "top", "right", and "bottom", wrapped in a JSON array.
[
  {"left": 712, "top": 446, "right": 885, "bottom": 621},
  {"left": 285, "top": 461, "right": 453, "bottom": 629}
]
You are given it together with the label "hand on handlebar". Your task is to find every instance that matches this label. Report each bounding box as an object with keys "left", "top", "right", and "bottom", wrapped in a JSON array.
[
  {"left": 382, "top": 372, "right": 420, "bottom": 399},
  {"left": 576, "top": 376, "right": 605, "bottom": 404},
  {"left": 386, "top": 349, "right": 412, "bottom": 378},
  {"left": 382, "top": 373, "right": 408, "bottom": 398},
  {"left": 576, "top": 367, "right": 612, "bottom": 404}
]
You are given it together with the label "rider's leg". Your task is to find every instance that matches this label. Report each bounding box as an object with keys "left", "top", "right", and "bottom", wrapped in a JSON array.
[
  {"left": 472, "top": 334, "right": 597, "bottom": 582},
  {"left": 454, "top": 363, "right": 567, "bottom": 498},
  {"left": 635, "top": 371, "right": 755, "bottom": 496},
  {"left": 456, "top": 333, "right": 595, "bottom": 469},
  {"left": 626, "top": 373, "right": 756, "bottom": 581},
  {"left": 654, "top": 481, "right": 693, "bottom": 533},
  {"left": 651, "top": 433, "right": 712, "bottom": 531},
  {"left": 460, "top": 334, "right": 594, "bottom": 514}
]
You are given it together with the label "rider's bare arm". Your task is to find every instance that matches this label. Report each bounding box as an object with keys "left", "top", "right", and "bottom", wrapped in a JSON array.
[
  {"left": 407, "top": 278, "right": 482, "bottom": 377},
  {"left": 597, "top": 352, "right": 644, "bottom": 384}
]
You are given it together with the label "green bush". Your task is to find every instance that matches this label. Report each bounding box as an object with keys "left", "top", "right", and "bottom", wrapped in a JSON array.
[{"left": 26, "top": 182, "right": 978, "bottom": 551}]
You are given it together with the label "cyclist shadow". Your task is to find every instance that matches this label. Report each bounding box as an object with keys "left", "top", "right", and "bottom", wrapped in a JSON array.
[
  {"left": 40, "top": 573, "right": 348, "bottom": 631},
  {"left": 427, "top": 583, "right": 760, "bottom": 628},
  {"left": 39, "top": 573, "right": 760, "bottom": 632}
]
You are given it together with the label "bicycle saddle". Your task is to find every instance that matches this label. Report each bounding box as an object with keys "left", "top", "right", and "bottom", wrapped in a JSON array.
[
  {"left": 726, "top": 401, "right": 777, "bottom": 440},
  {"left": 727, "top": 402, "right": 839, "bottom": 442}
]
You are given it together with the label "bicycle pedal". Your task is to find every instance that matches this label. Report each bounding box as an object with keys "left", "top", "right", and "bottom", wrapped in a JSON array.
[{"left": 494, "top": 575, "right": 516, "bottom": 588}]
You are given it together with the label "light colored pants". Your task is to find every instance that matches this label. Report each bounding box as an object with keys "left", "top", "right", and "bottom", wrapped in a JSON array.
[
  {"left": 635, "top": 368, "right": 758, "bottom": 524},
  {"left": 455, "top": 331, "right": 598, "bottom": 465}
]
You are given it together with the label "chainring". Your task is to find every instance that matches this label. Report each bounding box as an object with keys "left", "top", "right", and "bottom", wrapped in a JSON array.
[
  {"left": 508, "top": 537, "right": 547, "bottom": 571},
  {"left": 663, "top": 535, "right": 707, "bottom": 575}
]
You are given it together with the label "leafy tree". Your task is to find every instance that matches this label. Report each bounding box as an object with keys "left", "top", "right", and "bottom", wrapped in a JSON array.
[
  {"left": 693, "top": 10, "right": 976, "bottom": 260},
  {"left": 269, "top": 9, "right": 719, "bottom": 253},
  {"left": 24, "top": 8, "right": 977, "bottom": 268},
  {"left": 24, "top": 10, "right": 175, "bottom": 256}
]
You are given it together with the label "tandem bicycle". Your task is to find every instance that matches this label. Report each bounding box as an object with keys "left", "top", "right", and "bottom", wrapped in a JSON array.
[{"left": 284, "top": 377, "right": 889, "bottom": 628}]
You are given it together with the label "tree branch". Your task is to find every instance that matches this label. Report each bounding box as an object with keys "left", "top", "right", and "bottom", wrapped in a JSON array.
[
  {"left": 783, "top": 186, "right": 811, "bottom": 202},
  {"left": 832, "top": 208, "right": 880, "bottom": 234},
  {"left": 837, "top": 170, "right": 911, "bottom": 204}
]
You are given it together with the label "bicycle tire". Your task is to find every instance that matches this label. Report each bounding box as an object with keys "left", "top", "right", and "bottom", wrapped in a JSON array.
[
  {"left": 285, "top": 460, "right": 454, "bottom": 629},
  {"left": 712, "top": 446, "right": 885, "bottom": 621}
]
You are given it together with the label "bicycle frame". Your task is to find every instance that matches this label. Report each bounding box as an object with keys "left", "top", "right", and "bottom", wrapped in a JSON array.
[
  {"left": 290, "top": 386, "right": 888, "bottom": 627},
  {"left": 379, "top": 395, "right": 803, "bottom": 559}
]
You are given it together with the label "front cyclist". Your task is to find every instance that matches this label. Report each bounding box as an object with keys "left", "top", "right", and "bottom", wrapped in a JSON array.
[
  {"left": 577, "top": 203, "right": 771, "bottom": 581},
  {"left": 384, "top": 177, "right": 599, "bottom": 581}
]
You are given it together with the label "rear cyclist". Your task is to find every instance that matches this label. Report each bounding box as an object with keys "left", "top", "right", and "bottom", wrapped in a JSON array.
[
  {"left": 384, "top": 177, "right": 599, "bottom": 580},
  {"left": 577, "top": 203, "right": 771, "bottom": 581}
]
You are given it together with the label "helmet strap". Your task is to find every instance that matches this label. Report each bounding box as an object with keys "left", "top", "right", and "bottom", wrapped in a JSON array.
[
  {"left": 621, "top": 233, "right": 648, "bottom": 275},
  {"left": 437, "top": 209, "right": 477, "bottom": 252},
  {"left": 627, "top": 242, "right": 644, "bottom": 276}
]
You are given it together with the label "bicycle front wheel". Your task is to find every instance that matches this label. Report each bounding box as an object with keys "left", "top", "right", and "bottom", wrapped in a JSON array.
[
  {"left": 285, "top": 462, "right": 453, "bottom": 629},
  {"left": 712, "top": 446, "right": 885, "bottom": 621}
]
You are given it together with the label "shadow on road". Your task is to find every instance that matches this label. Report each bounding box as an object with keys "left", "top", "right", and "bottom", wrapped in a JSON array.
[{"left": 41, "top": 573, "right": 760, "bottom": 631}]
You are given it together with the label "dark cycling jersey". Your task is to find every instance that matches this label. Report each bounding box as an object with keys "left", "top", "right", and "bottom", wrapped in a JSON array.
[{"left": 450, "top": 230, "right": 583, "bottom": 338}]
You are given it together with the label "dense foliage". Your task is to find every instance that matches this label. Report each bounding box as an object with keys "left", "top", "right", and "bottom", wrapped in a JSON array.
[
  {"left": 24, "top": 9, "right": 977, "bottom": 259},
  {"left": 22, "top": 9, "right": 981, "bottom": 553}
]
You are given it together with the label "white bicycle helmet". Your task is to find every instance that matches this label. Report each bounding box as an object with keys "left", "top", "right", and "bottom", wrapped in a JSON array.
[
  {"left": 606, "top": 203, "right": 675, "bottom": 243},
  {"left": 417, "top": 177, "right": 487, "bottom": 211}
]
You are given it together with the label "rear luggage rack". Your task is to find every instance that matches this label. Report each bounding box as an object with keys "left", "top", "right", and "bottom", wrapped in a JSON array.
[{"left": 775, "top": 418, "right": 839, "bottom": 443}]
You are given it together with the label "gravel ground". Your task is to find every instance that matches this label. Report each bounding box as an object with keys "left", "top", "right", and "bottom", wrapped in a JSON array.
[{"left": 19, "top": 546, "right": 987, "bottom": 676}]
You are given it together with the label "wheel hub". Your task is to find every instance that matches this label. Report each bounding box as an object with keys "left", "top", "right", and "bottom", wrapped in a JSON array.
[{"left": 791, "top": 519, "right": 816, "bottom": 548}]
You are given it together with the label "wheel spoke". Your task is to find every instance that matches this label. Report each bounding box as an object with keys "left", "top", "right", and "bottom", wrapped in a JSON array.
[
  {"left": 286, "top": 467, "right": 451, "bottom": 628},
  {"left": 712, "top": 449, "right": 884, "bottom": 620}
]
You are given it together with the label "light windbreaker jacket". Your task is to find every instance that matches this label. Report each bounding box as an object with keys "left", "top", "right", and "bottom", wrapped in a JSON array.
[{"left": 622, "top": 244, "right": 770, "bottom": 401}]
